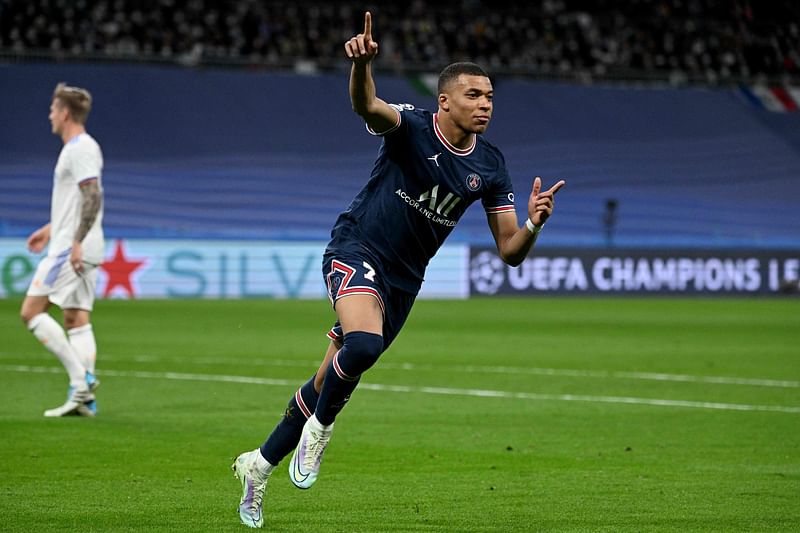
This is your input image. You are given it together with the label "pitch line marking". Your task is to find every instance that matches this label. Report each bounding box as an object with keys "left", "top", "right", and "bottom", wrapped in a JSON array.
[
  {"left": 103, "top": 355, "right": 800, "bottom": 389},
  {"left": 2, "top": 364, "right": 799, "bottom": 414},
  {"left": 0, "top": 351, "right": 798, "bottom": 389},
  {"left": 112, "top": 358, "right": 800, "bottom": 389}
]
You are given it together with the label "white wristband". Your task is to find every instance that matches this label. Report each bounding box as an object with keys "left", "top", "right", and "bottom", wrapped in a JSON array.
[{"left": 525, "top": 218, "right": 543, "bottom": 234}]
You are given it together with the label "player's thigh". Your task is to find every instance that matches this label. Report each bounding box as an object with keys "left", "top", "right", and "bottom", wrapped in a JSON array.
[
  {"left": 22, "top": 255, "right": 66, "bottom": 322},
  {"left": 25, "top": 253, "right": 96, "bottom": 316},
  {"left": 59, "top": 268, "right": 98, "bottom": 314},
  {"left": 324, "top": 252, "right": 385, "bottom": 335},
  {"left": 20, "top": 295, "right": 51, "bottom": 323},
  {"left": 334, "top": 294, "right": 383, "bottom": 335},
  {"left": 26, "top": 254, "right": 65, "bottom": 298}
]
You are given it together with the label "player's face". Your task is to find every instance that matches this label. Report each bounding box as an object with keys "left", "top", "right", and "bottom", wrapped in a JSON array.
[
  {"left": 49, "top": 100, "right": 68, "bottom": 135},
  {"left": 443, "top": 75, "right": 493, "bottom": 134}
]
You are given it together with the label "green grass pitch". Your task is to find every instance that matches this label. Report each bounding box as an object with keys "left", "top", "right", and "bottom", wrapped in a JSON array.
[{"left": 0, "top": 297, "right": 798, "bottom": 532}]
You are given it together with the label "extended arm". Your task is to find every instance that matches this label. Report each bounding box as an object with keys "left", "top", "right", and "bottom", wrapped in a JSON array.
[
  {"left": 488, "top": 177, "right": 565, "bottom": 266},
  {"left": 70, "top": 178, "right": 103, "bottom": 272},
  {"left": 345, "top": 11, "right": 398, "bottom": 133}
]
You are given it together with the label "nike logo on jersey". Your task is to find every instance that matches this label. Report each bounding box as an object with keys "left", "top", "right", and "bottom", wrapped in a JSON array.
[{"left": 427, "top": 153, "right": 442, "bottom": 167}]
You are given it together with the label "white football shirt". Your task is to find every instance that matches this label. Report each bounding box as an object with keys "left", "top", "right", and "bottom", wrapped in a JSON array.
[{"left": 49, "top": 133, "right": 105, "bottom": 263}]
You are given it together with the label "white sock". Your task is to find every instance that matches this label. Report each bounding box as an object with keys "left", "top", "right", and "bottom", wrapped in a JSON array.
[
  {"left": 255, "top": 449, "right": 275, "bottom": 474},
  {"left": 68, "top": 323, "right": 97, "bottom": 374},
  {"left": 309, "top": 413, "right": 333, "bottom": 431},
  {"left": 28, "top": 313, "right": 87, "bottom": 389}
]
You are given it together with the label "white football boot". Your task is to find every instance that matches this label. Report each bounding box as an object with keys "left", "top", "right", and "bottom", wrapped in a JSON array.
[
  {"left": 64, "top": 370, "right": 100, "bottom": 416},
  {"left": 289, "top": 414, "right": 334, "bottom": 489},
  {"left": 232, "top": 449, "right": 273, "bottom": 528},
  {"left": 44, "top": 387, "right": 93, "bottom": 417}
]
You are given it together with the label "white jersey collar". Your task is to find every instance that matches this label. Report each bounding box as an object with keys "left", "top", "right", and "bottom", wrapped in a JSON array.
[{"left": 433, "top": 113, "right": 476, "bottom": 156}]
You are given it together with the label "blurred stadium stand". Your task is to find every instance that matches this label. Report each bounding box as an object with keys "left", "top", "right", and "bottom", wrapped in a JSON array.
[
  {"left": 1, "top": 0, "right": 798, "bottom": 85},
  {"left": 1, "top": 1, "right": 799, "bottom": 249}
]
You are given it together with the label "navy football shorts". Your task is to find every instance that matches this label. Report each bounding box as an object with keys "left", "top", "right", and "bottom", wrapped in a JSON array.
[{"left": 323, "top": 248, "right": 416, "bottom": 351}]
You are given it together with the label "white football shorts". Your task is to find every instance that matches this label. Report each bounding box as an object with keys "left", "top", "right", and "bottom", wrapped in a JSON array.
[{"left": 26, "top": 249, "right": 99, "bottom": 310}]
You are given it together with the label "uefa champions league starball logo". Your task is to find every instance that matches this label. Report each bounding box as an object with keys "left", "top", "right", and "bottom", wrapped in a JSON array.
[{"left": 469, "top": 251, "right": 505, "bottom": 294}]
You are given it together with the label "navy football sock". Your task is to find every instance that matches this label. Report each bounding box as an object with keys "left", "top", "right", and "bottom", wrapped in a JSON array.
[
  {"left": 260, "top": 375, "right": 319, "bottom": 465},
  {"left": 315, "top": 331, "right": 384, "bottom": 425}
]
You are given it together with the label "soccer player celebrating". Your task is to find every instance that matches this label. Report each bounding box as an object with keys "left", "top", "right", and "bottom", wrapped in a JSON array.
[
  {"left": 233, "top": 11, "right": 565, "bottom": 528},
  {"left": 20, "top": 83, "right": 104, "bottom": 417}
]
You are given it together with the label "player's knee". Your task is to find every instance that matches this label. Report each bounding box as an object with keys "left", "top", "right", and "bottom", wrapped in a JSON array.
[
  {"left": 22, "top": 311, "right": 46, "bottom": 330},
  {"left": 20, "top": 297, "right": 48, "bottom": 326},
  {"left": 63, "top": 316, "right": 82, "bottom": 330},
  {"left": 336, "top": 331, "right": 384, "bottom": 378},
  {"left": 20, "top": 307, "right": 40, "bottom": 326},
  {"left": 63, "top": 310, "right": 89, "bottom": 330}
]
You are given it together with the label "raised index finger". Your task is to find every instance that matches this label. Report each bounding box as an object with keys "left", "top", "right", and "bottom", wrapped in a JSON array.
[
  {"left": 547, "top": 180, "right": 566, "bottom": 195},
  {"left": 364, "top": 11, "right": 372, "bottom": 39}
]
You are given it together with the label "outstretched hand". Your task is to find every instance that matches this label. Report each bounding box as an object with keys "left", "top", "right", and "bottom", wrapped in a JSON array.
[
  {"left": 344, "top": 11, "right": 379, "bottom": 63},
  {"left": 528, "top": 177, "right": 566, "bottom": 227},
  {"left": 26, "top": 225, "right": 50, "bottom": 253}
]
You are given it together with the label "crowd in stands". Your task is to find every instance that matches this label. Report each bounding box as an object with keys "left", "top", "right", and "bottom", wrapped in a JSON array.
[{"left": 1, "top": 0, "right": 798, "bottom": 84}]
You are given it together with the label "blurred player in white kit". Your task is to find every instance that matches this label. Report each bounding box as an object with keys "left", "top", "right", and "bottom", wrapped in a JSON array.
[{"left": 20, "top": 82, "right": 105, "bottom": 417}]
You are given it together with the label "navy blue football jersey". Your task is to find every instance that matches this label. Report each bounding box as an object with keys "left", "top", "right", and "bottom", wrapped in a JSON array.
[{"left": 327, "top": 105, "right": 515, "bottom": 294}]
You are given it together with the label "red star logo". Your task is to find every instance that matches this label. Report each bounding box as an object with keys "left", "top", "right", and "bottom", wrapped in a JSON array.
[{"left": 100, "top": 240, "right": 147, "bottom": 298}]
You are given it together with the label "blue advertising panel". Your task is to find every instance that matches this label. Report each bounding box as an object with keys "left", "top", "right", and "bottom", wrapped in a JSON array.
[{"left": 469, "top": 247, "right": 800, "bottom": 296}]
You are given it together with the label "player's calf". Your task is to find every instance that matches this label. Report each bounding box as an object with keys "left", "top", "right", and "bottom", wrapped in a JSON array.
[
  {"left": 288, "top": 331, "right": 383, "bottom": 489},
  {"left": 259, "top": 375, "right": 319, "bottom": 466}
]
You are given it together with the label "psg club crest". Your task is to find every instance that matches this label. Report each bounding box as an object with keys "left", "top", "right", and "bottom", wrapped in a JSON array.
[{"left": 466, "top": 173, "right": 482, "bottom": 191}]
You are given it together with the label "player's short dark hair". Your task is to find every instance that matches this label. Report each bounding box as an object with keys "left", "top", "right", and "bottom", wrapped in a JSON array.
[
  {"left": 437, "top": 62, "right": 489, "bottom": 94},
  {"left": 52, "top": 82, "right": 93, "bottom": 124}
]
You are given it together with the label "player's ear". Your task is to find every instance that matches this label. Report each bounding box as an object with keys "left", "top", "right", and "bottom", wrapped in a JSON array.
[{"left": 438, "top": 93, "right": 449, "bottom": 112}]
